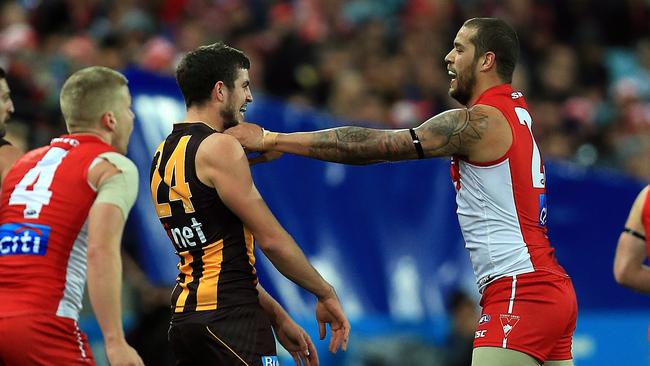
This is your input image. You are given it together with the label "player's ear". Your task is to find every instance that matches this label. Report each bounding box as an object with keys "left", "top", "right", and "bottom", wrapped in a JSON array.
[
  {"left": 100, "top": 111, "right": 117, "bottom": 131},
  {"left": 212, "top": 81, "right": 226, "bottom": 102},
  {"left": 481, "top": 51, "right": 496, "bottom": 72}
]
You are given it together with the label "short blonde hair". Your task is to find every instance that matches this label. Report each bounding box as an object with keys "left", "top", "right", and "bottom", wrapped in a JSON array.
[{"left": 60, "top": 66, "right": 128, "bottom": 130}]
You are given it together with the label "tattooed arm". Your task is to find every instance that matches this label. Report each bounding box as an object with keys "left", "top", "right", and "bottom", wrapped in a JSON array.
[
  {"left": 263, "top": 106, "right": 491, "bottom": 164},
  {"left": 226, "top": 105, "right": 500, "bottom": 164}
]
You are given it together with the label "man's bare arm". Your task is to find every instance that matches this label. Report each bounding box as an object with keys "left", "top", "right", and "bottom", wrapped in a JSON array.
[
  {"left": 86, "top": 160, "right": 143, "bottom": 366},
  {"left": 195, "top": 133, "right": 350, "bottom": 352},
  {"left": 614, "top": 187, "right": 650, "bottom": 293},
  {"left": 227, "top": 107, "right": 490, "bottom": 164}
]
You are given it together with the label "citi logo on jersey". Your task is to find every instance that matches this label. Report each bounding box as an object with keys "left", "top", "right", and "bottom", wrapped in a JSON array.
[
  {"left": 261, "top": 356, "right": 279, "bottom": 366},
  {"left": 0, "top": 223, "right": 51, "bottom": 256}
]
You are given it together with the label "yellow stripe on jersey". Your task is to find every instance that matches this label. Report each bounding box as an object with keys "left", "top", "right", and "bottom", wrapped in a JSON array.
[
  {"left": 163, "top": 135, "right": 195, "bottom": 214},
  {"left": 174, "top": 250, "right": 194, "bottom": 311},
  {"left": 244, "top": 226, "right": 256, "bottom": 277},
  {"left": 195, "top": 240, "right": 224, "bottom": 311},
  {"left": 174, "top": 240, "right": 224, "bottom": 312},
  {"left": 150, "top": 142, "right": 171, "bottom": 218}
]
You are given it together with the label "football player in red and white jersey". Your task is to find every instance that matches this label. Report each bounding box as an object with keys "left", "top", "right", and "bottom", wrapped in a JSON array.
[
  {"left": 0, "top": 67, "right": 23, "bottom": 185},
  {"left": 614, "top": 186, "right": 650, "bottom": 338},
  {"left": 0, "top": 67, "right": 144, "bottom": 366},
  {"left": 227, "top": 17, "right": 577, "bottom": 366}
]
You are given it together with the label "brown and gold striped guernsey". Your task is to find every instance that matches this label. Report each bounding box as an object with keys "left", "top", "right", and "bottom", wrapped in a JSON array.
[{"left": 150, "top": 123, "right": 258, "bottom": 313}]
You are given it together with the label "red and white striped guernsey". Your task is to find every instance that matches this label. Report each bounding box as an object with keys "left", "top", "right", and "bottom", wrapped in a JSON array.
[
  {"left": 451, "top": 84, "right": 567, "bottom": 292},
  {"left": 0, "top": 135, "right": 116, "bottom": 320}
]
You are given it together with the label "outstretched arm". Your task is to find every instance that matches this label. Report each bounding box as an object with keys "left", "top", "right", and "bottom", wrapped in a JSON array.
[
  {"left": 614, "top": 186, "right": 650, "bottom": 293},
  {"left": 226, "top": 107, "right": 490, "bottom": 164}
]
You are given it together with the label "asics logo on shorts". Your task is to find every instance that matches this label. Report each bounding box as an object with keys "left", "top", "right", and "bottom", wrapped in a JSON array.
[
  {"left": 0, "top": 223, "right": 51, "bottom": 256},
  {"left": 261, "top": 356, "right": 279, "bottom": 366}
]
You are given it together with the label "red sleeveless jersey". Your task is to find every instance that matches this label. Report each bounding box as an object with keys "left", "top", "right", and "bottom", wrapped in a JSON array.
[
  {"left": 451, "top": 84, "right": 566, "bottom": 291},
  {"left": 0, "top": 135, "right": 115, "bottom": 320}
]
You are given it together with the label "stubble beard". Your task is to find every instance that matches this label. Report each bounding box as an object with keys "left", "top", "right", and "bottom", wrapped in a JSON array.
[
  {"left": 0, "top": 118, "right": 7, "bottom": 138},
  {"left": 221, "top": 100, "right": 241, "bottom": 130},
  {"left": 450, "top": 64, "right": 477, "bottom": 106}
]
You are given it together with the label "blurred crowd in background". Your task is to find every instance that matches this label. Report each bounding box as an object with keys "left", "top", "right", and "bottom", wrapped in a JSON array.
[{"left": 1, "top": 0, "right": 650, "bottom": 181}]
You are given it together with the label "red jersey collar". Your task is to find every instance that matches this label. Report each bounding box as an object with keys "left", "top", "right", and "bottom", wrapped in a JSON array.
[
  {"left": 50, "top": 134, "right": 112, "bottom": 149},
  {"left": 471, "top": 83, "right": 513, "bottom": 107}
]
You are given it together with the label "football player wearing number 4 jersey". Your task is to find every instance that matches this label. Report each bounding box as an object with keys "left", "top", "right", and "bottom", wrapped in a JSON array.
[
  {"left": 0, "top": 67, "right": 144, "bottom": 366},
  {"left": 227, "top": 18, "right": 577, "bottom": 366}
]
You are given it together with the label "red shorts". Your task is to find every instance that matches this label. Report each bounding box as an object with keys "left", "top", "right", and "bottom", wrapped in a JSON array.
[
  {"left": 0, "top": 314, "right": 95, "bottom": 366},
  {"left": 474, "top": 270, "right": 578, "bottom": 362}
]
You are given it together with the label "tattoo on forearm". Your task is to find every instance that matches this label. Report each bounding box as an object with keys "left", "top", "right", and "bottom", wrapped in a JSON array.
[
  {"left": 307, "top": 127, "right": 412, "bottom": 164},
  {"left": 304, "top": 108, "right": 488, "bottom": 164}
]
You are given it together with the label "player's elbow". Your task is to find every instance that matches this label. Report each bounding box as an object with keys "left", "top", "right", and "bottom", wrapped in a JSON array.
[
  {"left": 613, "top": 258, "right": 634, "bottom": 286},
  {"left": 253, "top": 231, "right": 282, "bottom": 256}
]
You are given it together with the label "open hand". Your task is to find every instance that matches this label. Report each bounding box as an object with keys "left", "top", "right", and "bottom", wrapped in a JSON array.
[
  {"left": 315, "top": 289, "right": 350, "bottom": 353},
  {"left": 105, "top": 340, "right": 144, "bottom": 366},
  {"left": 274, "top": 317, "right": 319, "bottom": 366}
]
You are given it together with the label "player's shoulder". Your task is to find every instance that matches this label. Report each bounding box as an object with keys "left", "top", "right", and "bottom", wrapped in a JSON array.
[
  {"left": 195, "top": 132, "right": 248, "bottom": 176},
  {"left": 97, "top": 152, "right": 137, "bottom": 175},
  {"left": 469, "top": 103, "right": 508, "bottom": 123},
  {"left": 199, "top": 132, "right": 244, "bottom": 160}
]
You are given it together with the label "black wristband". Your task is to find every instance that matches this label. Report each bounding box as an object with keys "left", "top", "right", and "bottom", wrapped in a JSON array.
[
  {"left": 623, "top": 227, "right": 646, "bottom": 241},
  {"left": 409, "top": 128, "right": 425, "bottom": 159}
]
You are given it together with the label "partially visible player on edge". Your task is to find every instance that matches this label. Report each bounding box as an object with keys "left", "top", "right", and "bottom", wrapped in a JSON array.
[
  {"left": 0, "top": 67, "right": 23, "bottom": 183},
  {"left": 0, "top": 66, "right": 144, "bottom": 366},
  {"left": 150, "top": 42, "right": 349, "bottom": 366},
  {"left": 614, "top": 186, "right": 650, "bottom": 341},
  {"left": 614, "top": 186, "right": 650, "bottom": 292},
  {"left": 227, "top": 18, "right": 577, "bottom": 366}
]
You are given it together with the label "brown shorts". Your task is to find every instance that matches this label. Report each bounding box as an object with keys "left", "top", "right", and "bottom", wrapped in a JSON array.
[{"left": 169, "top": 303, "right": 277, "bottom": 366}]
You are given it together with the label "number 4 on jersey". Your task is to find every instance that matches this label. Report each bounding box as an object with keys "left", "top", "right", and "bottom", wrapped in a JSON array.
[
  {"left": 151, "top": 136, "right": 195, "bottom": 218},
  {"left": 9, "top": 147, "right": 69, "bottom": 219}
]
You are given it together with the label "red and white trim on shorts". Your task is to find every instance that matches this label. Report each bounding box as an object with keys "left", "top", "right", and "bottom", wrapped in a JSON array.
[
  {"left": 73, "top": 321, "right": 87, "bottom": 359},
  {"left": 502, "top": 275, "right": 517, "bottom": 348}
]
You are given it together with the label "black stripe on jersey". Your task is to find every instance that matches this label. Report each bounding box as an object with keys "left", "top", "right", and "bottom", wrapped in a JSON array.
[
  {"left": 150, "top": 149, "right": 161, "bottom": 181},
  {"left": 171, "top": 253, "right": 186, "bottom": 309},
  {"left": 183, "top": 247, "right": 206, "bottom": 312}
]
